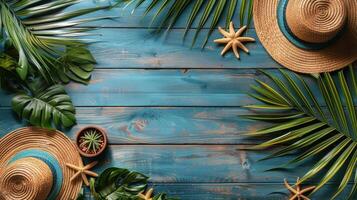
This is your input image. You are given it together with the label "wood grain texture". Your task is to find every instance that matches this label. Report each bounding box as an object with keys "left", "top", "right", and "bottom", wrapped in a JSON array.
[
  {"left": 82, "top": 183, "right": 352, "bottom": 200},
  {"left": 86, "top": 145, "right": 345, "bottom": 184},
  {"left": 85, "top": 28, "right": 275, "bottom": 69},
  {"left": 0, "top": 1, "right": 351, "bottom": 199},
  {"left": 0, "top": 107, "right": 268, "bottom": 144},
  {"left": 0, "top": 69, "right": 320, "bottom": 107},
  {"left": 70, "top": 0, "right": 255, "bottom": 29}
]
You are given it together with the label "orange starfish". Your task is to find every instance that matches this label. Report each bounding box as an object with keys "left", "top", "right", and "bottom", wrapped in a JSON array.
[
  {"left": 66, "top": 161, "right": 98, "bottom": 186},
  {"left": 138, "top": 188, "right": 154, "bottom": 200},
  {"left": 214, "top": 21, "right": 255, "bottom": 59},
  {"left": 284, "top": 177, "right": 316, "bottom": 200}
]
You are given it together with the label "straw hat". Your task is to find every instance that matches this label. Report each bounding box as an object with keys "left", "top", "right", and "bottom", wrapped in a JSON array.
[
  {"left": 0, "top": 127, "right": 83, "bottom": 200},
  {"left": 253, "top": 0, "right": 357, "bottom": 73}
]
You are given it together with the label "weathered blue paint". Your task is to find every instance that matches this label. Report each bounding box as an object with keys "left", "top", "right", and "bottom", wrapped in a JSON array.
[
  {"left": 0, "top": 107, "right": 269, "bottom": 144},
  {"left": 0, "top": 69, "right": 323, "bottom": 107},
  {"left": 0, "top": 0, "right": 350, "bottom": 199}
]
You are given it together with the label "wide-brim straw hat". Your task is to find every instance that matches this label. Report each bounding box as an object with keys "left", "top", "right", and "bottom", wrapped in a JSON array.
[
  {"left": 0, "top": 127, "right": 83, "bottom": 200},
  {"left": 254, "top": 0, "right": 357, "bottom": 73}
]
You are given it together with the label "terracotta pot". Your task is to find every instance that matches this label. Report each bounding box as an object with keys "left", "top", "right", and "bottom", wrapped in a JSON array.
[{"left": 75, "top": 126, "right": 108, "bottom": 158}]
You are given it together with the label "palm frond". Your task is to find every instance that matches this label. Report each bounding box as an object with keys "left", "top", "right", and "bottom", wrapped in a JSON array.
[
  {"left": 0, "top": 0, "right": 113, "bottom": 83},
  {"left": 120, "top": 0, "right": 254, "bottom": 47},
  {"left": 245, "top": 66, "right": 357, "bottom": 199}
]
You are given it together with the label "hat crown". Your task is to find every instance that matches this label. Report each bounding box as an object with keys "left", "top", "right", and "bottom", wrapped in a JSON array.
[
  {"left": 286, "top": 0, "right": 347, "bottom": 43},
  {"left": 0, "top": 158, "right": 53, "bottom": 200}
]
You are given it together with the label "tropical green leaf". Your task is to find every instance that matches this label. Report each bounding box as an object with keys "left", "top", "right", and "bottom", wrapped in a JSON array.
[
  {"left": 245, "top": 67, "right": 357, "bottom": 199},
  {"left": 12, "top": 84, "right": 76, "bottom": 128},
  {"left": 90, "top": 167, "right": 177, "bottom": 200},
  {"left": 57, "top": 45, "right": 96, "bottom": 84},
  {"left": 120, "top": 0, "right": 254, "bottom": 47},
  {"left": 0, "top": 52, "right": 17, "bottom": 71},
  {"left": 332, "top": 148, "right": 357, "bottom": 199},
  {"left": 0, "top": 0, "right": 113, "bottom": 82}
]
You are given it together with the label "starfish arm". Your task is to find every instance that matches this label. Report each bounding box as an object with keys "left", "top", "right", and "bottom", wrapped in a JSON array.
[
  {"left": 232, "top": 42, "right": 240, "bottom": 59},
  {"left": 70, "top": 171, "right": 81, "bottom": 182},
  {"left": 238, "top": 37, "right": 255, "bottom": 42},
  {"left": 214, "top": 38, "right": 231, "bottom": 44},
  {"left": 146, "top": 188, "right": 154, "bottom": 198},
  {"left": 218, "top": 27, "right": 231, "bottom": 38},
  {"left": 82, "top": 172, "right": 90, "bottom": 186},
  {"left": 289, "top": 194, "right": 298, "bottom": 200},
  {"left": 235, "top": 25, "right": 247, "bottom": 37},
  {"left": 221, "top": 41, "right": 233, "bottom": 55},
  {"left": 300, "top": 195, "right": 311, "bottom": 200},
  {"left": 297, "top": 185, "right": 301, "bottom": 193},
  {"left": 138, "top": 194, "right": 146, "bottom": 199},
  {"left": 236, "top": 41, "right": 249, "bottom": 53},
  {"left": 285, "top": 179, "right": 298, "bottom": 193},
  {"left": 84, "top": 170, "right": 99, "bottom": 177},
  {"left": 229, "top": 22, "right": 235, "bottom": 37},
  {"left": 66, "top": 163, "right": 81, "bottom": 171},
  {"left": 84, "top": 161, "right": 98, "bottom": 170},
  {"left": 300, "top": 186, "right": 316, "bottom": 193}
]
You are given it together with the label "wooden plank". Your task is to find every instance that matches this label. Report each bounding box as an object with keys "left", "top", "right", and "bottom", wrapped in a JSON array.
[
  {"left": 86, "top": 28, "right": 277, "bottom": 69},
  {"left": 69, "top": 0, "right": 255, "bottom": 29},
  {"left": 83, "top": 183, "right": 353, "bottom": 200},
  {"left": 89, "top": 145, "right": 343, "bottom": 184},
  {"left": 0, "top": 69, "right": 320, "bottom": 107},
  {"left": 0, "top": 107, "right": 268, "bottom": 144}
]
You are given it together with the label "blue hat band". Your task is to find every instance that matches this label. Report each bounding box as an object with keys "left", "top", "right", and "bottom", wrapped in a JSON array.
[
  {"left": 277, "top": 0, "right": 346, "bottom": 50},
  {"left": 9, "top": 149, "right": 63, "bottom": 200}
]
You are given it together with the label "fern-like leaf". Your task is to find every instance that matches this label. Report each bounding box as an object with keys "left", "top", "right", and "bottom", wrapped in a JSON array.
[
  {"left": 245, "top": 65, "right": 357, "bottom": 199},
  {"left": 120, "top": 0, "right": 254, "bottom": 47}
]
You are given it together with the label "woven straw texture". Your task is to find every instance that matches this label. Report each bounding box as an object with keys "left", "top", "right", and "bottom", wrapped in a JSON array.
[
  {"left": 254, "top": 0, "right": 357, "bottom": 73},
  {"left": 0, "top": 127, "right": 82, "bottom": 200},
  {"left": 0, "top": 158, "right": 53, "bottom": 200}
]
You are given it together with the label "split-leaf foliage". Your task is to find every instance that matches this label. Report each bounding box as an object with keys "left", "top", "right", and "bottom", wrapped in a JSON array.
[
  {"left": 120, "top": 0, "right": 254, "bottom": 48},
  {"left": 89, "top": 167, "right": 178, "bottom": 200},
  {"left": 0, "top": 0, "right": 114, "bottom": 128},
  {"left": 245, "top": 65, "right": 357, "bottom": 199}
]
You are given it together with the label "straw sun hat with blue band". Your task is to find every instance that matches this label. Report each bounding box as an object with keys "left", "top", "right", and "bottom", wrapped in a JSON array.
[
  {"left": 0, "top": 127, "right": 83, "bottom": 200},
  {"left": 254, "top": 0, "right": 357, "bottom": 73}
]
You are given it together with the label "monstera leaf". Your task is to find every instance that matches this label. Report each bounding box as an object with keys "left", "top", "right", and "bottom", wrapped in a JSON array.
[
  {"left": 0, "top": 0, "right": 112, "bottom": 82},
  {"left": 90, "top": 167, "right": 177, "bottom": 200},
  {"left": 57, "top": 45, "right": 96, "bottom": 84},
  {"left": 90, "top": 167, "right": 148, "bottom": 200},
  {"left": 121, "top": 0, "right": 254, "bottom": 47},
  {"left": 245, "top": 65, "right": 357, "bottom": 199},
  {"left": 12, "top": 84, "right": 76, "bottom": 129}
]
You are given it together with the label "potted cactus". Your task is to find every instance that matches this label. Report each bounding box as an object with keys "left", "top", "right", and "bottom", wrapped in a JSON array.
[{"left": 75, "top": 126, "right": 108, "bottom": 158}]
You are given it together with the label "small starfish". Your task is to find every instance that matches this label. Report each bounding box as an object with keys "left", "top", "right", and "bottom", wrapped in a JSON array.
[
  {"left": 66, "top": 161, "right": 98, "bottom": 186},
  {"left": 138, "top": 188, "right": 154, "bottom": 200},
  {"left": 214, "top": 21, "right": 255, "bottom": 59},
  {"left": 284, "top": 177, "right": 316, "bottom": 200}
]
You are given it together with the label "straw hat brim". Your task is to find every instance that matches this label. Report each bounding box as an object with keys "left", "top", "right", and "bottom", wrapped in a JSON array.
[
  {"left": 253, "top": 0, "right": 357, "bottom": 73},
  {"left": 0, "top": 127, "right": 82, "bottom": 200}
]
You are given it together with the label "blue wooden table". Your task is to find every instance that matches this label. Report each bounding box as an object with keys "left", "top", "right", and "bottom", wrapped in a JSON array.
[{"left": 0, "top": 1, "right": 351, "bottom": 199}]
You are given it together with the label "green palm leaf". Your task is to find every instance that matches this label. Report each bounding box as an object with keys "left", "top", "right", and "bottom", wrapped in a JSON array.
[
  {"left": 245, "top": 66, "right": 357, "bottom": 199},
  {"left": 120, "top": 0, "right": 254, "bottom": 47},
  {"left": 12, "top": 84, "right": 76, "bottom": 129},
  {"left": 0, "top": 0, "right": 113, "bottom": 83}
]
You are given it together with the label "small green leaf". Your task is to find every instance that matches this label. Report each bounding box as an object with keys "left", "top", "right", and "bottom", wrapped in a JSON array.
[{"left": 12, "top": 84, "right": 76, "bottom": 128}]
